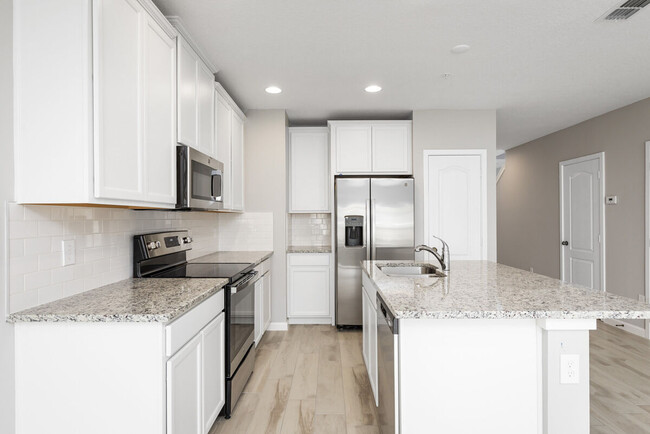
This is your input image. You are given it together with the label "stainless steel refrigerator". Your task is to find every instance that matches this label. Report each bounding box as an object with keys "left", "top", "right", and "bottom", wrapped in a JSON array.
[{"left": 335, "top": 177, "right": 414, "bottom": 326}]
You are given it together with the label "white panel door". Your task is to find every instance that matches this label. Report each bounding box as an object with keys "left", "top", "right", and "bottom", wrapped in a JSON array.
[
  {"left": 197, "top": 61, "right": 215, "bottom": 157},
  {"left": 167, "top": 334, "right": 202, "bottom": 434},
  {"left": 372, "top": 124, "right": 412, "bottom": 174},
  {"left": 289, "top": 129, "right": 330, "bottom": 212},
  {"left": 143, "top": 14, "right": 176, "bottom": 205},
  {"left": 263, "top": 272, "right": 272, "bottom": 330},
  {"left": 93, "top": 0, "right": 144, "bottom": 201},
  {"left": 426, "top": 152, "right": 485, "bottom": 260},
  {"left": 288, "top": 266, "right": 330, "bottom": 317},
  {"left": 216, "top": 95, "right": 233, "bottom": 209},
  {"left": 177, "top": 37, "right": 198, "bottom": 148},
  {"left": 231, "top": 113, "right": 245, "bottom": 211},
  {"left": 201, "top": 313, "right": 225, "bottom": 434},
  {"left": 560, "top": 155, "right": 602, "bottom": 290},
  {"left": 335, "top": 125, "right": 372, "bottom": 173}
]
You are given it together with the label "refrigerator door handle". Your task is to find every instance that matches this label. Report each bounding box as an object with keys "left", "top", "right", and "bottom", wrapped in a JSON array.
[
  {"left": 365, "top": 199, "right": 371, "bottom": 260},
  {"left": 371, "top": 198, "right": 376, "bottom": 260}
]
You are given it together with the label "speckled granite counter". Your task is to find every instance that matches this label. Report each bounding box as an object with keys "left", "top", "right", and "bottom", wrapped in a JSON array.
[
  {"left": 189, "top": 250, "right": 272, "bottom": 265},
  {"left": 8, "top": 278, "right": 228, "bottom": 323},
  {"left": 362, "top": 260, "right": 650, "bottom": 320},
  {"left": 287, "top": 246, "right": 332, "bottom": 254}
]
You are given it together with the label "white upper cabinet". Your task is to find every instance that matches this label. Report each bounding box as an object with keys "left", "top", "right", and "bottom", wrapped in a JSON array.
[
  {"left": 231, "top": 113, "right": 245, "bottom": 211},
  {"left": 288, "top": 128, "right": 330, "bottom": 213},
  {"left": 214, "top": 83, "right": 246, "bottom": 212},
  {"left": 330, "top": 121, "right": 412, "bottom": 175},
  {"left": 372, "top": 123, "right": 412, "bottom": 173},
  {"left": 176, "top": 35, "right": 215, "bottom": 157},
  {"left": 333, "top": 124, "right": 372, "bottom": 173},
  {"left": 14, "top": 0, "right": 177, "bottom": 207}
]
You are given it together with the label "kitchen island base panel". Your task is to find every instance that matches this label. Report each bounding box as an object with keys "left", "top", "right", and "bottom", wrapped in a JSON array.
[{"left": 399, "top": 319, "right": 539, "bottom": 433}]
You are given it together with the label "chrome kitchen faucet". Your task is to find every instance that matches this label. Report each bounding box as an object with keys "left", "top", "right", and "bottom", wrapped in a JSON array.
[{"left": 415, "top": 236, "right": 450, "bottom": 271}]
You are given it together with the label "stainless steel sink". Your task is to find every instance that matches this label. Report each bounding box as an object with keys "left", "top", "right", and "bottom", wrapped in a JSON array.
[{"left": 379, "top": 264, "right": 446, "bottom": 278}]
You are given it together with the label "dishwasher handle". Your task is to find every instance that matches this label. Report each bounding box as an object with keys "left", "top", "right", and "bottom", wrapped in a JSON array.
[{"left": 377, "top": 293, "right": 398, "bottom": 334}]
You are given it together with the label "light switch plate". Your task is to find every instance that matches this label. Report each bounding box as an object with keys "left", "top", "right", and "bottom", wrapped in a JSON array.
[
  {"left": 62, "top": 239, "right": 75, "bottom": 266},
  {"left": 560, "top": 354, "right": 580, "bottom": 384}
]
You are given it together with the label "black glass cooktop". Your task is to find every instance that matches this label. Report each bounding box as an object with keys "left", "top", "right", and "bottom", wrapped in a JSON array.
[{"left": 151, "top": 262, "right": 253, "bottom": 283}]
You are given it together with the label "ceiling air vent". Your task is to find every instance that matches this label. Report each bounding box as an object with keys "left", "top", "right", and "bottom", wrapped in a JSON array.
[{"left": 599, "top": 0, "right": 650, "bottom": 20}]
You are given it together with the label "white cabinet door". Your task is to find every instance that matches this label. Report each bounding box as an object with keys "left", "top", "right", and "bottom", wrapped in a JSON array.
[
  {"left": 143, "top": 13, "right": 176, "bottom": 205},
  {"left": 167, "top": 334, "right": 202, "bottom": 434},
  {"left": 254, "top": 278, "right": 264, "bottom": 345},
  {"left": 334, "top": 125, "right": 372, "bottom": 173},
  {"left": 288, "top": 266, "right": 330, "bottom": 318},
  {"left": 368, "top": 292, "right": 378, "bottom": 406},
  {"left": 201, "top": 312, "right": 225, "bottom": 434},
  {"left": 93, "top": 0, "right": 144, "bottom": 201},
  {"left": 372, "top": 124, "right": 412, "bottom": 174},
  {"left": 263, "top": 272, "right": 272, "bottom": 330},
  {"left": 289, "top": 128, "right": 330, "bottom": 212},
  {"left": 231, "top": 113, "right": 244, "bottom": 211},
  {"left": 215, "top": 94, "right": 232, "bottom": 210},
  {"left": 197, "top": 62, "right": 215, "bottom": 157},
  {"left": 177, "top": 36, "right": 198, "bottom": 148},
  {"left": 362, "top": 288, "right": 370, "bottom": 369}
]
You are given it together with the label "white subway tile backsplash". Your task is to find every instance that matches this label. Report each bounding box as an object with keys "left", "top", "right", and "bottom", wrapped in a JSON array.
[
  {"left": 287, "top": 213, "right": 331, "bottom": 247},
  {"left": 8, "top": 204, "right": 220, "bottom": 313},
  {"left": 217, "top": 212, "right": 273, "bottom": 251}
]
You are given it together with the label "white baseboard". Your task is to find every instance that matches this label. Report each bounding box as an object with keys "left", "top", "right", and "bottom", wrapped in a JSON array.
[
  {"left": 288, "top": 317, "right": 333, "bottom": 325},
  {"left": 267, "top": 322, "right": 288, "bottom": 331},
  {"left": 602, "top": 319, "right": 647, "bottom": 338}
]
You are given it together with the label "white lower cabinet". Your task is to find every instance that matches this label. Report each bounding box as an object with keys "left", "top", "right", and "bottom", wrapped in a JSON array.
[
  {"left": 287, "top": 253, "right": 332, "bottom": 324},
  {"left": 362, "top": 286, "right": 378, "bottom": 405},
  {"left": 167, "top": 334, "right": 203, "bottom": 434},
  {"left": 254, "top": 259, "right": 272, "bottom": 345},
  {"left": 201, "top": 313, "right": 226, "bottom": 433}
]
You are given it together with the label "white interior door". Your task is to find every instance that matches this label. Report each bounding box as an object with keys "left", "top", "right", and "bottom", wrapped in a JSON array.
[
  {"left": 560, "top": 153, "right": 604, "bottom": 291},
  {"left": 425, "top": 150, "right": 486, "bottom": 260}
]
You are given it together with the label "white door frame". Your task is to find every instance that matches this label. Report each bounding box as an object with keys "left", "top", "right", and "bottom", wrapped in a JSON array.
[
  {"left": 423, "top": 149, "right": 488, "bottom": 260},
  {"left": 644, "top": 141, "right": 650, "bottom": 339},
  {"left": 559, "top": 152, "right": 606, "bottom": 292}
]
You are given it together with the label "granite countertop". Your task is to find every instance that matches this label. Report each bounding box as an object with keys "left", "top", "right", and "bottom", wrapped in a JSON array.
[
  {"left": 189, "top": 250, "right": 273, "bottom": 265},
  {"left": 363, "top": 260, "right": 650, "bottom": 320},
  {"left": 8, "top": 278, "right": 228, "bottom": 323},
  {"left": 287, "top": 246, "right": 332, "bottom": 254}
]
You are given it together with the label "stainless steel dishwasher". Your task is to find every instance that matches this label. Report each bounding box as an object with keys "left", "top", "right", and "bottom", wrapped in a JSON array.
[{"left": 377, "top": 293, "right": 399, "bottom": 434}]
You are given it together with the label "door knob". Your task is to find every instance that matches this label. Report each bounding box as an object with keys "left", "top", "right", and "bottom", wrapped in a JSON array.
[{"left": 561, "top": 241, "right": 569, "bottom": 246}]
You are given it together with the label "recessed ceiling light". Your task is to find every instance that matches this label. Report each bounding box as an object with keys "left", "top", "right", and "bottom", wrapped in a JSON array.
[
  {"left": 441, "top": 73, "right": 452, "bottom": 79},
  {"left": 451, "top": 44, "right": 471, "bottom": 54},
  {"left": 365, "top": 85, "right": 382, "bottom": 93},
  {"left": 265, "top": 86, "right": 282, "bottom": 94}
]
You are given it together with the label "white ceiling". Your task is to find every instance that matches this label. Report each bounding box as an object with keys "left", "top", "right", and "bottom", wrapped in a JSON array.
[{"left": 153, "top": 0, "right": 650, "bottom": 149}]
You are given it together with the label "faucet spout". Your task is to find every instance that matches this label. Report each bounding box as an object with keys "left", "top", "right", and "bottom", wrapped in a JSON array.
[{"left": 415, "top": 236, "right": 450, "bottom": 271}]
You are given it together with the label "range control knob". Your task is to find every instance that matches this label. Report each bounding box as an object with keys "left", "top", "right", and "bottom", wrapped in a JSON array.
[
  {"left": 147, "top": 241, "right": 161, "bottom": 251},
  {"left": 182, "top": 236, "right": 193, "bottom": 244}
]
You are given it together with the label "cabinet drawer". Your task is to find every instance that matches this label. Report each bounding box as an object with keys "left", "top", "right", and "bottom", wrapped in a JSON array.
[
  {"left": 165, "top": 289, "right": 224, "bottom": 357},
  {"left": 288, "top": 253, "right": 331, "bottom": 266}
]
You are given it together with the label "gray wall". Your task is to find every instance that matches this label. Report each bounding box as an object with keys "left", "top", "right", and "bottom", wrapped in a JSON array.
[
  {"left": 244, "top": 110, "right": 288, "bottom": 323},
  {"left": 498, "top": 97, "right": 650, "bottom": 325},
  {"left": 0, "top": 0, "right": 15, "bottom": 431},
  {"left": 412, "top": 110, "right": 497, "bottom": 261}
]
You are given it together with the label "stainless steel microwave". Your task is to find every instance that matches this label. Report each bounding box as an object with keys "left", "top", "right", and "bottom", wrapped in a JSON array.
[{"left": 176, "top": 145, "right": 224, "bottom": 211}]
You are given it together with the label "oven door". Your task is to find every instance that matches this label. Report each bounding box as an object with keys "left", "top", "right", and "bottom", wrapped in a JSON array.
[
  {"left": 226, "top": 271, "right": 257, "bottom": 377},
  {"left": 177, "top": 146, "right": 224, "bottom": 210}
]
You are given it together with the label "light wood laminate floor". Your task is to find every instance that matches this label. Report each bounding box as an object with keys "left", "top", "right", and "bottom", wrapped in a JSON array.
[
  {"left": 210, "top": 325, "right": 378, "bottom": 434},
  {"left": 210, "top": 322, "right": 650, "bottom": 433}
]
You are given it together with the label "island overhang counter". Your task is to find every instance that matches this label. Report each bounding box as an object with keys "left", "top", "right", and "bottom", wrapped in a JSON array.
[{"left": 361, "top": 260, "right": 650, "bottom": 434}]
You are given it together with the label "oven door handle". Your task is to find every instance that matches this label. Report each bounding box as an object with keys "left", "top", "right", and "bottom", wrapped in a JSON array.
[{"left": 230, "top": 271, "right": 258, "bottom": 294}]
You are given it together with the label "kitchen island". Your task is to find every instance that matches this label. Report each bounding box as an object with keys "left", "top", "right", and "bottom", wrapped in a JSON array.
[{"left": 361, "top": 260, "right": 650, "bottom": 434}]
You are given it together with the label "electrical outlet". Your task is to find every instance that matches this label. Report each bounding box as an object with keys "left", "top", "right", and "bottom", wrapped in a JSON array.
[
  {"left": 560, "top": 354, "right": 579, "bottom": 384},
  {"left": 606, "top": 196, "right": 618, "bottom": 205},
  {"left": 62, "top": 239, "right": 75, "bottom": 266}
]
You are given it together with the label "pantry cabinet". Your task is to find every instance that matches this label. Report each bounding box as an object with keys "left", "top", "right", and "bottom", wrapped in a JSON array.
[
  {"left": 288, "top": 128, "right": 330, "bottom": 213},
  {"left": 330, "top": 121, "right": 412, "bottom": 175},
  {"left": 287, "top": 253, "right": 332, "bottom": 324},
  {"left": 214, "top": 83, "right": 246, "bottom": 212},
  {"left": 14, "top": 0, "right": 177, "bottom": 207}
]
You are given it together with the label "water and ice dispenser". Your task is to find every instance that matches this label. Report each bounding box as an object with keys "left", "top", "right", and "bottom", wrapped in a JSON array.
[{"left": 344, "top": 215, "right": 364, "bottom": 247}]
